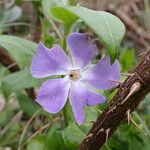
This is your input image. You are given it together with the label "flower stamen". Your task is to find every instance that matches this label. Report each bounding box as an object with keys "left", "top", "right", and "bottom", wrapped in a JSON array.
[{"left": 68, "top": 69, "right": 81, "bottom": 81}]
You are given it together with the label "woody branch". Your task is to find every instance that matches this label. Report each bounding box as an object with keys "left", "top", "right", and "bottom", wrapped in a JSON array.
[{"left": 78, "top": 50, "right": 150, "bottom": 150}]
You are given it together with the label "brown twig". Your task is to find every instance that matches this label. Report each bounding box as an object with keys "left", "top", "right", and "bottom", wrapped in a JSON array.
[
  {"left": 107, "top": 1, "right": 150, "bottom": 49},
  {"left": 25, "top": 123, "right": 50, "bottom": 143},
  {"left": 78, "top": 50, "right": 150, "bottom": 150},
  {"left": 116, "top": 8, "right": 150, "bottom": 40}
]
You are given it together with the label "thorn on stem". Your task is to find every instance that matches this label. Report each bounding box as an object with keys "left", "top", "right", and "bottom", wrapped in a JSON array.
[
  {"left": 126, "top": 109, "right": 142, "bottom": 131},
  {"left": 106, "top": 106, "right": 116, "bottom": 114},
  {"left": 96, "top": 128, "right": 104, "bottom": 135},
  {"left": 121, "top": 73, "right": 135, "bottom": 77},
  {"left": 130, "top": 116, "right": 142, "bottom": 131},
  {"left": 127, "top": 109, "right": 131, "bottom": 124},
  {"left": 85, "top": 133, "right": 93, "bottom": 142},
  {"left": 105, "top": 128, "right": 110, "bottom": 144},
  {"left": 138, "top": 52, "right": 147, "bottom": 57},
  {"left": 121, "top": 82, "right": 141, "bottom": 105}
]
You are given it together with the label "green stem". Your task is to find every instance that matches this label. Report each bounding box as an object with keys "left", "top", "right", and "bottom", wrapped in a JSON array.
[
  {"left": 47, "top": 17, "right": 63, "bottom": 40},
  {"left": 62, "top": 25, "right": 71, "bottom": 126},
  {"left": 63, "top": 101, "right": 69, "bottom": 126},
  {"left": 63, "top": 35, "right": 67, "bottom": 51},
  {"left": 63, "top": 25, "right": 70, "bottom": 52},
  {"left": 63, "top": 100, "right": 75, "bottom": 126}
]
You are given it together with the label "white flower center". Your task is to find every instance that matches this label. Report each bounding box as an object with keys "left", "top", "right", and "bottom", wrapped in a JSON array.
[{"left": 68, "top": 69, "right": 82, "bottom": 82}]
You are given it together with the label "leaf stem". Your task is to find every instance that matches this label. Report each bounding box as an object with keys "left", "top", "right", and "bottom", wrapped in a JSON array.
[
  {"left": 63, "top": 101, "right": 69, "bottom": 126},
  {"left": 62, "top": 25, "right": 71, "bottom": 126},
  {"left": 63, "top": 25, "right": 70, "bottom": 52},
  {"left": 48, "top": 18, "right": 63, "bottom": 40}
]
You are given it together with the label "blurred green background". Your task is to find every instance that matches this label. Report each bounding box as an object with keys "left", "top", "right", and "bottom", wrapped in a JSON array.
[{"left": 0, "top": 0, "right": 150, "bottom": 150}]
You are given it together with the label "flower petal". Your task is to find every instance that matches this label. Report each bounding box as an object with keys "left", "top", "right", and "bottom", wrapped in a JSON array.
[
  {"left": 83, "top": 56, "right": 120, "bottom": 90},
  {"left": 36, "top": 78, "right": 71, "bottom": 113},
  {"left": 30, "top": 43, "right": 71, "bottom": 78},
  {"left": 67, "top": 32, "right": 97, "bottom": 69},
  {"left": 69, "top": 82, "right": 105, "bottom": 125}
]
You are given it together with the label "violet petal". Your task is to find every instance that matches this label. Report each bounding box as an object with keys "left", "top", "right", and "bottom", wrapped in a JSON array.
[
  {"left": 30, "top": 43, "right": 71, "bottom": 78},
  {"left": 83, "top": 56, "right": 120, "bottom": 90},
  {"left": 36, "top": 78, "right": 71, "bottom": 113},
  {"left": 67, "top": 32, "right": 97, "bottom": 69},
  {"left": 69, "top": 82, "right": 105, "bottom": 125}
]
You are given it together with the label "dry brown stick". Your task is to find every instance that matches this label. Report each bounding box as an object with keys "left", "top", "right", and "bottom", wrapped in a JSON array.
[
  {"left": 78, "top": 50, "right": 150, "bottom": 150},
  {"left": 112, "top": 7, "right": 150, "bottom": 41},
  {"left": 127, "top": 31, "right": 150, "bottom": 50},
  {"left": 107, "top": 1, "right": 150, "bottom": 41},
  {"left": 117, "top": 10, "right": 150, "bottom": 40}
]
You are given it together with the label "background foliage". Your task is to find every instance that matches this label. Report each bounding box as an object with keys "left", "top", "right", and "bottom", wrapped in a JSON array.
[{"left": 0, "top": 0, "right": 149, "bottom": 150}]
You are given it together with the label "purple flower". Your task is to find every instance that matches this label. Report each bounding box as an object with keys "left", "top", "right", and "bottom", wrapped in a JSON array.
[{"left": 30, "top": 32, "right": 120, "bottom": 125}]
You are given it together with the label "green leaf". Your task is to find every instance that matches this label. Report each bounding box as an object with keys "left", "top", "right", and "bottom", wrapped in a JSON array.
[
  {"left": 43, "top": 35, "right": 55, "bottom": 48},
  {"left": 51, "top": 6, "right": 125, "bottom": 60},
  {"left": 0, "top": 104, "right": 16, "bottom": 127},
  {"left": 0, "top": 123, "right": 21, "bottom": 148},
  {"left": 0, "top": 35, "right": 37, "bottom": 67},
  {"left": 62, "top": 124, "right": 85, "bottom": 150},
  {"left": 0, "top": 64, "right": 10, "bottom": 79},
  {"left": 119, "top": 48, "right": 135, "bottom": 71},
  {"left": 42, "top": 0, "right": 68, "bottom": 20},
  {"left": 2, "top": 69, "right": 41, "bottom": 98},
  {"left": 84, "top": 106, "right": 99, "bottom": 122},
  {"left": 27, "top": 135, "right": 47, "bottom": 150},
  {"left": 46, "top": 127, "right": 66, "bottom": 150},
  {"left": 16, "top": 92, "right": 40, "bottom": 116},
  {"left": 3, "top": 6, "right": 22, "bottom": 23},
  {"left": 51, "top": 7, "right": 78, "bottom": 27},
  {"left": 80, "top": 106, "right": 100, "bottom": 134},
  {"left": 46, "top": 124, "right": 84, "bottom": 150}
]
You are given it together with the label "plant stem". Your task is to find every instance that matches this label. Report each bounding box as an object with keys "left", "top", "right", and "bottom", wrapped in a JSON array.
[
  {"left": 63, "top": 101, "right": 69, "bottom": 126},
  {"left": 63, "top": 25, "right": 70, "bottom": 53},
  {"left": 78, "top": 50, "right": 150, "bottom": 150},
  {"left": 62, "top": 25, "right": 71, "bottom": 126},
  {"left": 63, "top": 100, "right": 75, "bottom": 126},
  {"left": 48, "top": 18, "right": 63, "bottom": 40}
]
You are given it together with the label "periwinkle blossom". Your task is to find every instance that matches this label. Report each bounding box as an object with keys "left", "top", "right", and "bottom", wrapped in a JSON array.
[{"left": 30, "top": 32, "right": 120, "bottom": 125}]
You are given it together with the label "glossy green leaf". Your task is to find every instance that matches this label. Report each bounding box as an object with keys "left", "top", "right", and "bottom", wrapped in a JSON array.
[
  {"left": 119, "top": 48, "right": 135, "bottom": 71},
  {"left": 45, "top": 127, "right": 65, "bottom": 150},
  {"left": 2, "top": 69, "right": 41, "bottom": 98},
  {"left": 0, "top": 35, "right": 37, "bottom": 67},
  {"left": 42, "top": 0, "right": 68, "bottom": 20},
  {"left": 46, "top": 124, "right": 84, "bottom": 150},
  {"left": 62, "top": 124, "right": 85, "bottom": 150},
  {"left": 84, "top": 106, "right": 99, "bottom": 123},
  {"left": 51, "top": 6, "right": 125, "bottom": 60},
  {"left": 51, "top": 7, "right": 78, "bottom": 27},
  {"left": 16, "top": 92, "right": 40, "bottom": 116},
  {"left": 27, "top": 135, "right": 47, "bottom": 150},
  {"left": 80, "top": 106, "right": 100, "bottom": 134},
  {"left": 3, "top": 6, "right": 22, "bottom": 23}
]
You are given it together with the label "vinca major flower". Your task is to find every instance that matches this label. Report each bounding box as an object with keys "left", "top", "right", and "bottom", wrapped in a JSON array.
[{"left": 30, "top": 32, "right": 120, "bottom": 125}]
